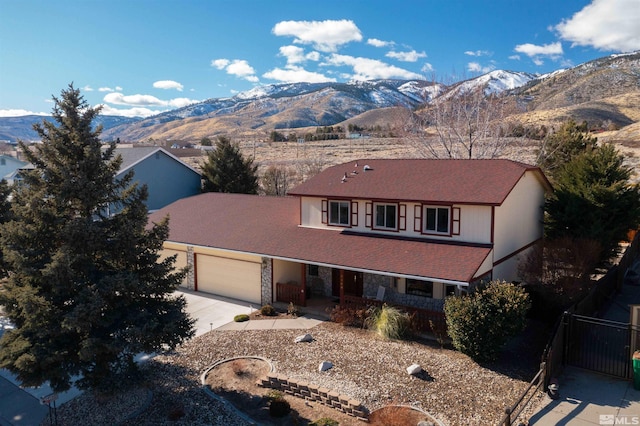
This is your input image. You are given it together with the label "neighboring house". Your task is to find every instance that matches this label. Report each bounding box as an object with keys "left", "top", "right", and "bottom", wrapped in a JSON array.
[
  {"left": 111, "top": 146, "right": 202, "bottom": 212},
  {"left": 0, "top": 154, "right": 29, "bottom": 184},
  {"left": 149, "top": 159, "right": 551, "bottom": 313},
  {"left": 7, "top": 147, "right": 202, "bottom": 213}
]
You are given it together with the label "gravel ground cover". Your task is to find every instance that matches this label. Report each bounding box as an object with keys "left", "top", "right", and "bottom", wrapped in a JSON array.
[{"left": 49, "top": 321, "right": 545, "bottom": 425}]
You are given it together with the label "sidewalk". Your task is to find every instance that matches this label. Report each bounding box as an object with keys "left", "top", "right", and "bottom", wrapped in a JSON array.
[
  {"left": 216, "top": 316, "right": 324, "bottom": 331},
  {"left": 528, "top": 366, "right": 640, "bottom": 425}
]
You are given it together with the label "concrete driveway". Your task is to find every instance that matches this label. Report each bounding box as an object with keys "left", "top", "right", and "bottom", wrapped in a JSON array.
[
  {"left": 0, "top": 289, "right": 252, "bottom": 425},
  {"left": 177, "top": 289, "right": 253, "bottom": 336}
]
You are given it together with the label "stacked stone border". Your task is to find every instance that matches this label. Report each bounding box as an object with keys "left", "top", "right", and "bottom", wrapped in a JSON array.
[
  {"left": 200, "top": 356, "right": 275, "bottom": 426},
  {"left": 258, "top": 373, "right": 368, "bottom": 422}
]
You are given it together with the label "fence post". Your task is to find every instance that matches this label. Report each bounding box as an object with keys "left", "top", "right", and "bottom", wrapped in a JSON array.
[
  {"left": 561, "top": 311, "right": 571, "bottom": 369},
  {"left": 504, "top": 407, "right": 511, "bottom": 426}
]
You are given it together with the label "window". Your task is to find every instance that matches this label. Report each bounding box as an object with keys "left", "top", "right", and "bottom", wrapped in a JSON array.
[
  {"left": 424, "top": 206, "right": 450, "bottom": 234},
  {"left": 308, "top": 265, "right": 319, "bottom": 276},
  {"left": 374, "top": 203, "right": 397, "bottom": 229},
  {"left": 406, "top": 279, "right": 433, "bottom": 297},
  {"left": 329, "top": 200, "right": 350, "bottom": 226}
]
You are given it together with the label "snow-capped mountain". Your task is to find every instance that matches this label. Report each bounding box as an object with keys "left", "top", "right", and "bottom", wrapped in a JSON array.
[
  {"left": 2, "top": 51, "right": 639, "bottom": 143},
  {"left": 441, "top": 70, "right": 538, "bottom": 99}
]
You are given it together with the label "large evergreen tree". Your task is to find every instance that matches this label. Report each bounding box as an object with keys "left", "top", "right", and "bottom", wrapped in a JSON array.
[
  {"left": 0, "top": 84, "right": 194, "bottom": 393},
  {"left": 545, "top": 143, "right": 640, "bottom": 260},
  {"left": 201, "top": 136, "right": 259, "bottom": 194},
  {"left": 0, "top": 179, "right": 12, "bottom": 278},
  {"left": 537, "top": 119, "right": 598, "bottom": 182}
]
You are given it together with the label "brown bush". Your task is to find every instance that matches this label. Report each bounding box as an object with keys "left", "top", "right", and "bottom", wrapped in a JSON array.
[{"left": 329, "top": 305, "right": 369, "bottom": 328}]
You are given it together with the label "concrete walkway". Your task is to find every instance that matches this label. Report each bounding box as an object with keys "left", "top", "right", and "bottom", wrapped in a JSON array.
[
  {"left": 216, "top": 316, "right": 323, "bottom": 331},
  {"left": 529, "top": 267, "right": 640, "bottom": 425},
  {"left": 528, "top": 366, "right": 640, "bottom": 425}
]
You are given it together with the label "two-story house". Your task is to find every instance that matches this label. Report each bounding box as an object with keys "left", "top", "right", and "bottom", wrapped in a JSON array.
[{"left": 149, "top": 158, "right": 551, "bottom": 315}]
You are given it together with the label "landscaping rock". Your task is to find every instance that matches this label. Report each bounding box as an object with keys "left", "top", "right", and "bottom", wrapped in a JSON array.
[
  {"left": 295, "top": 333, "right": 313, "bottom": 343},
  {"left": 406, "top": 363, "right": 422, "bottom": 375},
  {"left": 319, "top": 361, "right": 333, "bottom": 372}
]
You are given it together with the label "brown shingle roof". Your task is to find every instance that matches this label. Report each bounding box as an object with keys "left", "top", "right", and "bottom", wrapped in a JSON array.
[
  {"left": 288, "top": 158, "right": 549, "bottom": 205},
  {"left": 149, "top": 192, "right": 491, "bottom": 283}
]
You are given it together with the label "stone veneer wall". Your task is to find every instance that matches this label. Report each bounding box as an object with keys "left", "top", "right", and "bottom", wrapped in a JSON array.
[
  {"left": 186, "top": 246, "right": 195, "bottom": 290},
  {"left": 261, "top": 258, "right": 273, "bottom": 306},
  {"left": 304, "top": 266, "right": 333, "bottom": 297},
  {"left": 259, "top": 373, "right": 367, "bottom": 421},
  {"left": 363, "top": 274, "right": 445, "bottom": 311}
]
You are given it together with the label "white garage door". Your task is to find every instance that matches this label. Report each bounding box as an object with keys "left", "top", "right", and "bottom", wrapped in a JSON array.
[
  {"left": 195, "top": 254, "right": 262, "bottom": 304},
  {"left": 160, "top": 249, "right": 188, "bottom": 287}
]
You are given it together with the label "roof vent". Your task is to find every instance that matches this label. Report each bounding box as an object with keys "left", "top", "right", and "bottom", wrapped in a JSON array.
[{"left": 363, "top": 164, "right": 371, "bottom": 171}]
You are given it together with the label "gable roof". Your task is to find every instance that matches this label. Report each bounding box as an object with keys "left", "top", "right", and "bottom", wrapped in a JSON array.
[
  {"left": 289, "top": 158, "right": 550, "bottom": 205},
  {"left": 149, "top": 192, "right": 492, "bottom": 284},
  {"left": 113, "top": 146, "right": 201, "bottom": 176}
]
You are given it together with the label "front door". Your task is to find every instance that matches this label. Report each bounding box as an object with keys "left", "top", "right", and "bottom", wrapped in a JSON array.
[{"left": 332, "top": 269, "right": 363, "bottom": 297}]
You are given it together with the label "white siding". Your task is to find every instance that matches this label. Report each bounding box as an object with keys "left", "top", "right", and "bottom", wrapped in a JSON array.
[
  {"left": 300, "top": 196, "right": 323, "bottom": 227},
  {"left": 273, "top": 259, "right": 302, "bottom": 286},
  {"left": 493, "top": 171, "right": 546, "bottom": 279},
  {"left": 159, "top": 247, "right": 188, "bottom": 287},
  {"left": 457, "top": 205, "right": 492, "bottom": 244}
]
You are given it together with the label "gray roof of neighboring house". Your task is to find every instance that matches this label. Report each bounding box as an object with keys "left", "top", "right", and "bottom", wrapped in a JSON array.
[{"left": 112, "top": 146, "right": 201, "bottom": 176}]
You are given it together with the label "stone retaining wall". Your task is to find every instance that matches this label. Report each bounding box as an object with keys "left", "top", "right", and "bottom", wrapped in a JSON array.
[{"left": 258, "top": 373, "right": 368, "bottom": 422}]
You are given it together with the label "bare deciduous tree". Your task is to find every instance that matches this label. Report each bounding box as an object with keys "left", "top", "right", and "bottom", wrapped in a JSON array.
[
  {"left": 261, "top": 164, "right": 297, "bottom": 196},
  {"left": 403, "top": 86, "right": 516, "bottom": 159}
]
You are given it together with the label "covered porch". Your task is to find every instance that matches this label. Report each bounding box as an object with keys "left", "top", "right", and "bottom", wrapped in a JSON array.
[{"left": 271, "top": 259, "right": 458, "bottom": 333}]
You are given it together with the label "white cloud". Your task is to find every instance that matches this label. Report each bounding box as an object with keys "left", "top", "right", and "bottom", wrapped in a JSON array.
[
  {"left": 326, "top": 54, "right": 424, "bottom": 80},
  {"left": 212, "top": 59, "right": 230, "bottom": 69},
  {"left": 153, "top": 80, "right": 184, "bottom": 91},
  {"left": 367, "top": 38, "right": 393, "bottom": 48},
  {"left": 168, "top": 97, "right": 196, "bottom": 108},
  {"left": 554, "top": 0, "right": 640, "bottom": 52},
  {"left": 509, "top": 54, "right": 521, "bottom": 60},
  {"left": 103, "top": 92, "right": 199, "bottom": 109},
  {"left": 82, "top": 85, "right": 94, "bottom": 92},
  {"left": 278, "top": 45, "right": 321, "bottom": 66},
  {"left": 212, "top": 59, "right": 259, "bottom": 82},
  {"left": 306, "top": 51, "right": 321, "bottom": 61},
  {"left": 104, "top": 93, "right": 166, "bottom": 106},
  {"left": 98, "top": 87, "right": 117, "bottom": 92},
  {"left": 515, "top": 42, "right": 563, "bottom": 56},
  {"left": 464, "top": 50, "right": 491, "bottom": 57},
  {"left": 421, "top": 63, "right": 434, "bottom": 73},
  {"left": 467, "top": 62, "right": 496, "bottom": 73},
  {"left": 386, "top": 50, "right": 427, "bottom": 62},
  {"left": 272, "top": 19, "right": 362, "bottom": 52},
  {"left": 514, "top": 42, "right": 563, "bottom": 65},
  {"left": 98, "top": 104, "right": 162, "bottom": 118},
  {"left": 0, "top": 109, "right": 49, "bottom": 117},
  {"left": 263, "top": 66, "right": 336, "bottom": 83}
]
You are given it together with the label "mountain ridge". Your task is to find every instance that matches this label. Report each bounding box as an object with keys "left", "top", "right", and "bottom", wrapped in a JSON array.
[{"left": 2, "top": 51, "right": 639, "bottom": 144}]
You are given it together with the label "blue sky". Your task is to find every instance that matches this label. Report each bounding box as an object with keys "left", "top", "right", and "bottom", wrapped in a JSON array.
[{"left": 1, "top": 0, "right": 639, "bottom": 118}]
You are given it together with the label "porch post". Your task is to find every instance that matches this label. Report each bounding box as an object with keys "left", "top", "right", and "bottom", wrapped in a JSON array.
[{"left": 340, "top": 269, "right": 345, "bottom": 305}]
